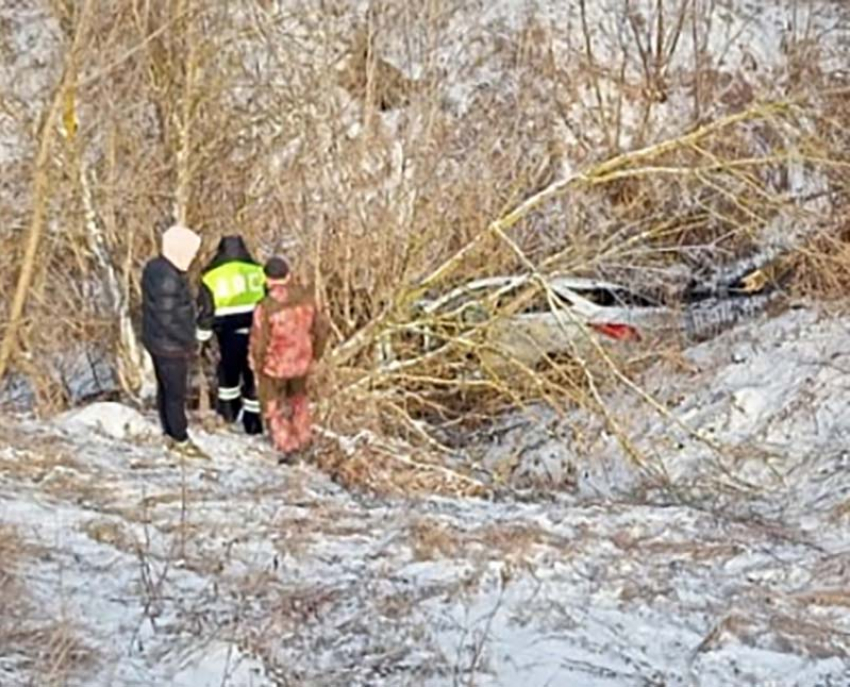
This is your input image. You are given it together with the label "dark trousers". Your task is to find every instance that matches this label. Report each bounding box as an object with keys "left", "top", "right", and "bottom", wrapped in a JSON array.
[
  {"left": 216, "top": 329, "right": 262, "bottom": 434},
  {"left": 152, "top": 354, "right": 189, "bottom": 442}
]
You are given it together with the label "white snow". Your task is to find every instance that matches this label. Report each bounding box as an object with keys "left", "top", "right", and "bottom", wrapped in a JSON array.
[
  {"left": 0, "top": 1, "right": 848, "bottom": 685},
  {"left": 494, "top": 306, "right": 850, "bottom": 510},
  {"left": 56, "top": 402, "right": 157, "bottom": 441},
  {"left": 162, "top": 642, "right": 270, "bottom": 687},
  {"left": 0, "top": 2, "right": 61, "bottom": 163},
  {"left": 1, "top": 306, "right": 849, "bottom": 685}
]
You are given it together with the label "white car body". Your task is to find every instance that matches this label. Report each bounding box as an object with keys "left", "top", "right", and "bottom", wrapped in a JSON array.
[
  {"left": 412, "top": 275, "right": 679, "bottom": 369},
  {"left": 377, "top": 254, "right": 790, "bottom": 369}
]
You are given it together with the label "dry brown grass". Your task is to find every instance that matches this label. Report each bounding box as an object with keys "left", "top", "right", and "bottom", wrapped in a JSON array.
[
  {"left": 406, "top": 516, "right": 569, "bottom": 568},
  {"left": 695, "top": 609, "right": 850, "bottom": 661},
  {"left": 0, "top": 424, "right": 82, "bottom": 481},
  {"left": 0, "top": 524, "right": 95, "bottom": 686},
  {"left": 471, "top": 521, "right": 563, "bottom": 561},
  {"left": 311, "top": 432, "right": 492, "bottom": 498},
  {"left": 409, "top": 518, "right": 463, "bottom": 561}
]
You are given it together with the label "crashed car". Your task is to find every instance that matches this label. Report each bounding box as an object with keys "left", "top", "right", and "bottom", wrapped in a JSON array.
[
  {"left": 379, "top": 253, "right": 794, "bottom": 370},
  {"left": 408, "top": 275, "right": 677, "bottom": 369}
]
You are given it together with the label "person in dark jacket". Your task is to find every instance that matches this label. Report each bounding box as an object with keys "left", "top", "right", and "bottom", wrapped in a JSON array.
[
  {"left": 196, "top": 235, "right": 266, "bottom": 434},
  {"left": 141, "top": 223, "right": 205, "bottom": 458}
]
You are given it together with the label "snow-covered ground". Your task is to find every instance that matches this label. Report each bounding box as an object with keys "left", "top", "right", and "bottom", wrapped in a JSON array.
[
  {"left": 1, "top": 305, "right": 849, "bottom": 686},
  {"left": 0, "top": 1, "right": 848, "bottom": 685}
]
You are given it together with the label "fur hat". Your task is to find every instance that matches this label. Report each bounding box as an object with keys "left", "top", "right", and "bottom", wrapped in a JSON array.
[
  {"left": 264, "top": 256, "right": 290, "bottom": 281},
  {"left": 162, "top": 224, "right": 201, "bottom": 272}
]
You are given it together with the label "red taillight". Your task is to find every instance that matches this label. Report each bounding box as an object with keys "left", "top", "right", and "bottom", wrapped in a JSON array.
[{"left": 590, "top": 322, "right": 642, "bottom": 341}]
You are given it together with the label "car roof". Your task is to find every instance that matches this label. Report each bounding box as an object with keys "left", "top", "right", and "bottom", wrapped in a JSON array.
[
  {"left": 437, "top": 274, "right": 629, "bottom": 293},
  {"left": 420, "top": 274, "right": 634, "bottom": 312},
  {"left": 548, "top": 275, "right": 631, "bottom": 292}
]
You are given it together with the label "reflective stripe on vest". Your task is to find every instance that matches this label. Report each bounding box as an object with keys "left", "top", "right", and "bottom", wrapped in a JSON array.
[{"left": 202, "top": 262, "right": 266, "bottom": 317}]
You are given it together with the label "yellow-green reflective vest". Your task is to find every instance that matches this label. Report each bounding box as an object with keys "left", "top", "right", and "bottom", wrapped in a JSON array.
[{"left": 202, "top": 261, "right": 266, "bottom": 316}]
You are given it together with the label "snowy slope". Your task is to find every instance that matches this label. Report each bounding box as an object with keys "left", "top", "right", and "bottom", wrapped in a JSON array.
[
  {"left": 2, "top": 307, "right": 850, "bottom": 686},
  {"left": 493, "top": 305, "right": 850, "bottom": 513},
  {"left": 0, "top": 1, "right": 848, "bottom": 685}
]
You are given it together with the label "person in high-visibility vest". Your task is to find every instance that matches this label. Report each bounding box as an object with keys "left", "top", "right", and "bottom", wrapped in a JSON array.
[{"left": 196, "top": 235, "right": 266, "bottom": 434}]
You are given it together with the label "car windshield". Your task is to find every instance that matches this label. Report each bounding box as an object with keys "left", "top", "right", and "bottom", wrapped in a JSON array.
[{"left": 550, "top": 279, "right": 662, "bottom": 308}]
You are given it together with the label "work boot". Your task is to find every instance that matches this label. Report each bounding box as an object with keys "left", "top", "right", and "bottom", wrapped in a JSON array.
[
  {"left": 297, "top": 444, "right": 317, "bottom": 464},
  {"left": 216, "top": 397, "right": 242, "bottom": 423},
  {"left": 243, "top": 412, "right": 263, "bottom": 436},
  {"left": 277, "top": 451, "right": 299, "bottom": 466},
  {"left": 168, "top": 438, "right": 210, "bottom": 461}
]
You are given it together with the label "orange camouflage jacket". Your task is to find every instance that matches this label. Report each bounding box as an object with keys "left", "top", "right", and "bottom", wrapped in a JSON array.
[{"left": 249, "top": 283, "right": 329, "bottom": 380}]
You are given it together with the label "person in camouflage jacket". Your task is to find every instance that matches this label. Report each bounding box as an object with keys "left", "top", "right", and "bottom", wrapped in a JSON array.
[{"left": 249, "top": 257, "right": 329, "bottom": 464}]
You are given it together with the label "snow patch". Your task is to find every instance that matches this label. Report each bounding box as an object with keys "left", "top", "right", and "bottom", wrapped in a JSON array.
[
  {"left": 165, "top": 642, "right": 273, "bottom": 687},
  {"left": 56, "top": 401, "right": 157, "bottom": 441}
]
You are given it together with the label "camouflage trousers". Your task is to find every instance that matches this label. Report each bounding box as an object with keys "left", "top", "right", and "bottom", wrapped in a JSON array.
[{"left": 257, "top": 375, "right": 312, "bottom": 454}]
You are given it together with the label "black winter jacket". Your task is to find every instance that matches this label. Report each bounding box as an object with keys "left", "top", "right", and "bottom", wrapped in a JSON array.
[
  {"left": 141, "top": 256, "right": 197, "bottom": 357},
  {"left": 197, "top": 236, "right": 261, "bottom": 334}
]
